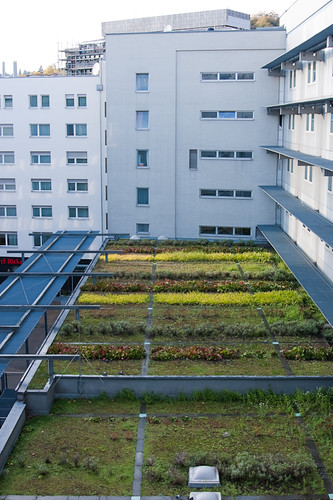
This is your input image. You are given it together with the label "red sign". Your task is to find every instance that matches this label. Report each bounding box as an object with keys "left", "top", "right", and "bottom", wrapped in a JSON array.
[{"left": 0, "top": 257, "right": 22, "bottom": 265}]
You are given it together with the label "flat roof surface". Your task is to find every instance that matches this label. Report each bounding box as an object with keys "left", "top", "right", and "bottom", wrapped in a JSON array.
[
  {"left": 262, "top": 145, "right": 333, "bottom": 173},
  {"left": 0, "top": 231, "right": 99, "bottom": 378},
  {"left": 258, "top": 225, "right": 333, "bottom": 326},
  {"left": 259, "top": 185, "right": 333, "bottom": 248}
]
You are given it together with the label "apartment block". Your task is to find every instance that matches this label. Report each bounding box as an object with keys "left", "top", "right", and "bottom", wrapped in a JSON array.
[
  {"left": 0, "top": 73, "right": 107, "bottom": 257},
  {"left": 1, "top": 1, "right": 332, "bottom": 292},
  {"left": 105, "top": 28, "right": 285, "bottom": 239}
]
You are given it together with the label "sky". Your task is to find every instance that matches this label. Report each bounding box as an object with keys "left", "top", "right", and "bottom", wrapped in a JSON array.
[{"left": 0, "top": 0, "right": 296, "bottom": 72}]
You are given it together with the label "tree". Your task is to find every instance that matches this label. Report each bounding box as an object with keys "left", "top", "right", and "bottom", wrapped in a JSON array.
[
  {"left": 43, "top": 64, "right": 59, "bottom": 75},
  {"left": 251, "top": 11, "right": 279, "bottom": 29}
]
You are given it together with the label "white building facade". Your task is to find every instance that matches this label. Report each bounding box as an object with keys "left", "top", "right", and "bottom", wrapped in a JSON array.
[
  {"left": 0, "top": 73, "right": 107, "bottom": 259},
  {"left": 261, "top": 0, "right": 333, "bottom": 282},
  {"left": 105, "top": 28, "right": 285, "bottom": 239}
]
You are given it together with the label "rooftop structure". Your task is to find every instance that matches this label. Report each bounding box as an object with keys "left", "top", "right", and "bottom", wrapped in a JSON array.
[
  {"left": 58, "top": 40, "right": 105, "bottom": 76},
  {"left": 101, "top": 9, "right": 250, "bottom": 35}
]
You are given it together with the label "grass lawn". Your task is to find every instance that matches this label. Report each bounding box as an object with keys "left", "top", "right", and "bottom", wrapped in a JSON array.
[
  {"left": 94, "top": 259, "right": 154, "bottom": 276},
  {"left": 50, "top": 396, "right": 141, "bottom": 415},
  {"left": 141, "top": 414, "right": 324, "bottom": 496},
  {"left": 30, "top": 359, "right": 143, "bottom": 389},
  {"left": 287, "top": 360, "right": 333, "bottom": 376},
  {"left": 147, "top": 357, "right": 285, "bottom": 376},
  {"left": 0, "top": 415, "right": 138, "bottom": 496},
  {"left": 304, "top": 413, "right": 333, "bottom": 478},
  {"left": 152, "top": 304, "right": 263, "bottom": 328},
  {"left": 67, "top": 303, "right": 148, "bottom": 323}
]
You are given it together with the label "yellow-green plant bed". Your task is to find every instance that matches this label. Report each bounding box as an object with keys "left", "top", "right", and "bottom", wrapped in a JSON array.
[
  {"left": 154, "top": 290, "right": 302, "bottom": 306},
  {"left": 78, "top": 292, "right": 149, "bottom": 305},
  {"left": 99, "top": 250, "right": 276, "bottom": 263}
]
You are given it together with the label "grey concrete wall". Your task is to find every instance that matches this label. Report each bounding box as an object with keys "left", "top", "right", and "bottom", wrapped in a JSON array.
[
  {"left": 51, "top": 375, "right": 333, "bottom": 399},
  {"left": 24, "top": 378, "right": 56, "bottom": 416},
  {"left": 0, "top": 402, "right": 26, "bottom": 472}
]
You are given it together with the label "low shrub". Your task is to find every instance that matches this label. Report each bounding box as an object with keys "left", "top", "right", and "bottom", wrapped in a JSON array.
[
  {"left": 149, "top": 449, "right": 316, "bottom": 489},
  {"left": 281, "top": 345, "right": 333, "bottom": 360},
  {"left": 60, "top": 320, "right": 146, "bottom": 338},
  {"left": 81, "top": 281, "right": 149, "bottom": 292},
  {"left": 152, "top": 279, "right": 298, "bottom": 293},
  {"left": 151, "top": 345, "right": 272, "bottom": 361},
  {"left": 48, "top": 342, "right": 146, "bottom": 360}
]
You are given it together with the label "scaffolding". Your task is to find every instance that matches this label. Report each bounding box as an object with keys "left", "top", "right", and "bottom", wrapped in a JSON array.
[{"left": 58, "top": 40, "right": 105, "bottom": 76}]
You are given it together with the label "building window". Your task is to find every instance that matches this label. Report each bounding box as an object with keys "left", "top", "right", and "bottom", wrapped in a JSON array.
[
  {"left": 137, "top": 187, "right": 149, "bottom": 205},
  {"left": 30, "top": 95, "right": 50, "bottom": 108},
  {"left": 137, "top": 150, "right": 149, "bottom": 167},
  {"left": 201, "top": 73, "right": 218, "bottom": 80},
  {"left": 201, "top": 110, "right": 253, "bottom": 120},
  {"left": 67, "top": 179, "right": 88, "bottom": 192},
  {"left": 136, "top": 73, "right": 149, "bottom": 91},
  {"left": 199, "top": 225, "right": 251, "bottom": 236},
  {"left": 66, "top": 124, "right": 87, "bottom": 136},
  {"left": 4, "top": 95, "right": 13, "bottom": 108},
  {"left": 31, "top": 152, "right": 51, "bottom": 164},
  {"left": 189, "top": 149, "right": 198, "bottom": 170},
  {"left": 287, "top": 159, "right": 294, "bottom": 173},
  {"left": 288, "top": 114, "right": 295, "bottom": 130},
  {"left": 307, "top": 62, "right": 316, "bottom": 83},
  {"left": 136, "top": 111, "right": 149, "bottom": 129},
  {"left": 31, "top": 179, "right": 52, "bottom": 191},
  {"left": 66, "top": 151, "right": 88, "bottom": 164},
  {"left": 200, "top": 189, "right": 252, "bottom": 198},
  {"left": 306, "top": 113, "right": 315, "bottom": 132},
  {"left": 65, "top": 94, "right": 75, "bottom": 108},
  {"left": 0, "top": 178, "right": 15, "bottom": 191},
  {"left": 201, "top": 72, "right": 254, "bottom": 81},
  {"left": 0, "top": 232, "right": 17, "bottom": 246},
  {"left": 199, "top": 225, "right": 218, "bottom": 235},
  {"left": 0, "top": 124, "right": 13, "bottom": 136},
  {"left": 330, "top": 114, "right": 333, "bottom": 133},
  {"left": 304, "top": 164, "right": 313, "bottom": 182},
  {"left": 78, "top": 95, "right": 87, "bottom": 107},
  {"left": 41, "top": 95, "right": 50, "bottom": 108},
  {"left": 29, "top": 95, "right": 38, "bottom": 107},
  {"left": 0, "top": 205, "right": 16, "bottom": 217},
  {"left": 32, "top": 205, "right": 52, "bottom": 218},
  {"left": 65, "top": 94, "right": 75, "bottom": 107},
  {"left": 289, "top": 69, "right": 296, "bottom": 88},
  {"left": 33, "top": 233, "right": 52, "bottom": 247},
  {"left": 30, "top": 124, "right": 50, "bottom": 137},
  {"left": 328, "top": 176, "right": 332, "bottom": 192},
  {"left": 200, "top": 150, "right": 253, "bottom": 160},
  {"left": 235, "top": 227, "right": 251, "bottom": 236},
  {"left": 68, "top": 206, "right": 89, "bottom": 218},
  {"left": 0, "top": 152, "right": 15, "bottom": 163},
  {"left": 136, "top": 223, "right": 150, "bottom": 234}
]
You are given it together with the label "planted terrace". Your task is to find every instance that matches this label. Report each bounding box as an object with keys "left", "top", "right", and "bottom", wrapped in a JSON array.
[{"left": 34, "top": 239, "right": 333, "bottom": 380}]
